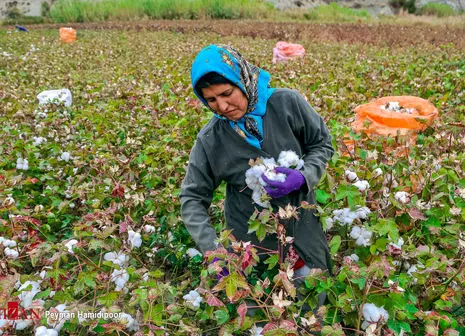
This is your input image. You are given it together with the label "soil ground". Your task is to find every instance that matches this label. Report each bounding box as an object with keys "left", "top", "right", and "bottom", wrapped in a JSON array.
[{"left": 9, "top": 20, "right": 465, "bottom": 49}]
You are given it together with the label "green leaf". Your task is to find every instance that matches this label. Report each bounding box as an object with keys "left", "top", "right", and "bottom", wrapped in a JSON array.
[
  {"left": 316, "top": 189, "right": 331, "bottom": 204},
  {"left": 264, "top": 254, "right": 279, "bottom": 270},
  {"left": 329, "top": 235, "right": 342, "bottom": 255},
  {"left": 213, "top": 309, "right": 230, "bottom": 325},
  {"left": 97, "top": 292, "right": 119, "bottom": 307}
]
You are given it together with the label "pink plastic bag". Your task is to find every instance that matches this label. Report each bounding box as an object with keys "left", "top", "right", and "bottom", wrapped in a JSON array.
[{"left": 272, "top": 41, "right": 305, "bottom": 64}]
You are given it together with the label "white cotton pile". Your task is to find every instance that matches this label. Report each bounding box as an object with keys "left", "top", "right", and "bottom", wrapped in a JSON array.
[
  {"left": 277, "top": 151, "right": 304, "bottom": 169},
  {"left": 111, "top": 269, "right": 129, "bottom": 292},
  {"left": 245, "top": 150, "right": 302, "bottom": 207},
  {"left": 183, "top": 289, "right": 203, "bottom": 310},
  {"left": 104, "top": 251, "right": 129, "bottom": 267},
  {"left": 350, "top": 226, "right": 373, "bottom": 247},
  {"left": 332, "top": 206, "right": 371, "bottom": 226}
]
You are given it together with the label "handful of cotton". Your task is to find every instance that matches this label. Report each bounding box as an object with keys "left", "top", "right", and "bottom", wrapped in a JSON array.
[{"left": 245, "top": 150, "right": 304, "bottom": 207}]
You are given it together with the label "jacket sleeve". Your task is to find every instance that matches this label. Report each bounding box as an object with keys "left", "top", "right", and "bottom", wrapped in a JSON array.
[
  {"left": 179, "top": 138, "right": 221, "bottom": 253},
  {"left": 291, "top": 91, "right": 334, "bottom": 192}
]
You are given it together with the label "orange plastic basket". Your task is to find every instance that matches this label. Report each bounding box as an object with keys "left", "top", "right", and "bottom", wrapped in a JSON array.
[
  {"left": 59, "top": 27, "right": 76, "bottom": 43},
  {"left": 351, "top": 96, "right": 439, "bottom": 136}
]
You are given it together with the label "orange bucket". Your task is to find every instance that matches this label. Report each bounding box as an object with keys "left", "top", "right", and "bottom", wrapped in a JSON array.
[
  {"left": 351, "top": 96, "right": 439, "bottom": 136},
  {"left": 59, "top": 27, "right": 76, "bottom": 43}
]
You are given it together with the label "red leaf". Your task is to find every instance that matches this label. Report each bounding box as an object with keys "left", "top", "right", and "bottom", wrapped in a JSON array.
[
  {"left": 407, "top": 208, "right": 426, "bottom": 220},
  {"left": 112, "top": 184, "right": 125, "bottom": 198},
  {"left": 205, "top": 292, "right": 225, "bottom": 307},
  {"left": 237, "top": 301, "right": 247, "bottom": 327}
]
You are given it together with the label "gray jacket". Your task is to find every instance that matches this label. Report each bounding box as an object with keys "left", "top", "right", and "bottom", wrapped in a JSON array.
[{"left": 180, "top": 89, "right": 334, "bottom": 270}]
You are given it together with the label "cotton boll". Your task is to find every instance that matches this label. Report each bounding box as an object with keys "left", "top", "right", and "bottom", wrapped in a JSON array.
[
  {"left": 4, "top": 247, "right": 19, "bottom": 259},
  {"left": 186, "top": 248, "right": 202, "bottom": 258},
  {"left": 128, "top": 230, "right": 142, "bottom": 249},
  {"left": 394, "top": 191, "right": 409, "bottom": 204},
  {"left": 111, "top": 269, "right": 129, "bottom": 291},
  {"left": 117, "top": 313, "right": 139, "bottom": 331},
  {"left": 353, "top": 180, "right": 370, "bottom": 192},
  {"left": 16, "top": 157, "right": 29, "bottom": 170},
  {"left": 263, "top": 169, "right": 286, "bottom": 183},
  {"left": 324, "top": 217, "right": 334, "bottom": 231},
  {"left": 35, "top": 326, "right": 58, "bottom": 336},
  {"left": 350, "top": 226, "right": 373, "bottom": 247},
  {"left": 18, "top": 280, "right": 42, "bottom": 308},
  {"left": 64, "top": 239, "right": 78, "bottom": 254},
  {"left": 372, "top": 168, "right": 383, "bottom": 178},
  {"left": 15, "top": 320, "right": 33, "bottom": 330},
  {"left": 143, "top": 225, "right": 155, "bottom": 233},
  {"left": 278, "top": 150, "right": 304, "bottom": 169},
  {"left": 60, "top": 152, "right": 71, "bottom": 162},
  {"left": 3, "top": 195, "right": 16, "bottom": 207},
  {"left": 344, "top": 169, "right": 359, "bottom": 182},
  {"left": 183, "top": 289, "right": 203, "bottom": 310},
  {"left": 1, "top": 239, "right": 17, "bottom": 247},
  {"left": 355, "top": 206, "right": 371, "bottom": 220},
  {"left": 104, "top": 251, "right": 129, "bottom": 267},
  {"left": 362, "top": 303, "right": 389, "bottom": 323}
]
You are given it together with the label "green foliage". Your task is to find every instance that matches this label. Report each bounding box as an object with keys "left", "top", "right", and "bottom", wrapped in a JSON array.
[
  {"left": 418, "top": 3, "right": 456, "bottom": 17},
  {"left": 390, "top": 0, "right": 416, "bottom": 14},
  {"left": 49, "top": 0, "right": 272, "bottom": 22},
  {"left": 304, "top": 3, "right": 371, "bottom": 22}
]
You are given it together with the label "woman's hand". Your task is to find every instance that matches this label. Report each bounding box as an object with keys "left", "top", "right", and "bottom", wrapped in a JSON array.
[{"left": 262, "top": 167, "right": 305, "bottom": 198}]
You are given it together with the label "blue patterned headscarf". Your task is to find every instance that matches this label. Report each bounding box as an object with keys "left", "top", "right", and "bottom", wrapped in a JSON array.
[{"left": 191, "top": 44, "right": 275, "bottom": 148}]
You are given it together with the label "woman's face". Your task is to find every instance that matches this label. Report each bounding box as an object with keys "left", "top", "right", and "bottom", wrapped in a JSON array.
[{"left": 201, "top": 83, "right": 248, "bottom": 121}]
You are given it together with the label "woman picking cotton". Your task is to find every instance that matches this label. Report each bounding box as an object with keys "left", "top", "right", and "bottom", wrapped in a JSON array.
[{"left": 180, "top": 45, "right": 334, "bottom": 315}]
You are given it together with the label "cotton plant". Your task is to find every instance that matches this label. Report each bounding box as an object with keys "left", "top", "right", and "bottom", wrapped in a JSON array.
[
  {"left": 245, "top": 150, "right": 303, "bottom": 207},
  {"left": 104, "top": 251, "right": 129, "bottom": 267},
  {"left": 16, "top": 280, "right": 42, "bottom": 308}
]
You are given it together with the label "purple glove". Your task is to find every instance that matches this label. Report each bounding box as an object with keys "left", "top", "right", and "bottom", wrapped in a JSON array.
[{"left": 262, "top": 167, "right": 306, "bottom": 199}]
